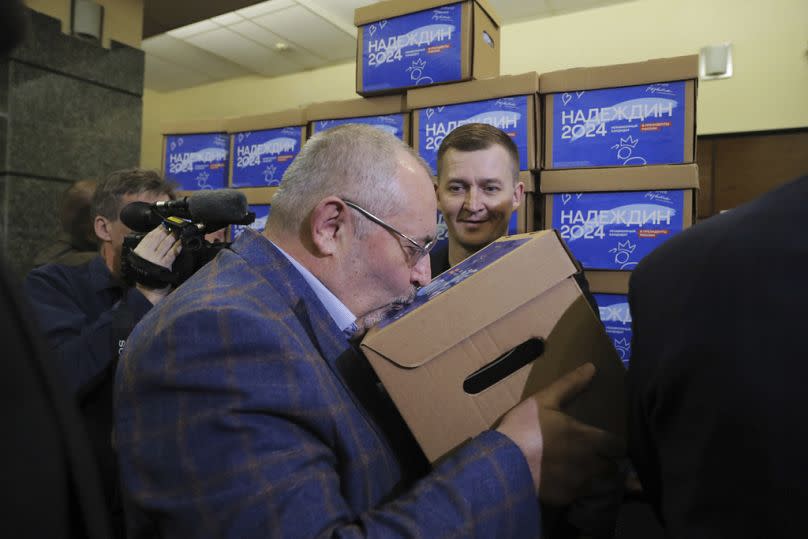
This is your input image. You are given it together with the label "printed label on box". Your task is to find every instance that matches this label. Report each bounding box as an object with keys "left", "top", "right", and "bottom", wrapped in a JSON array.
[
  {"left": 361, "top": 3, "right": 462, "bottom": 92},
  {"left": 379, "top": 236, "right": 530, "bottom": 327},
  {"left": 418, "top": 95, "right": 529, "bottom": 174},
  {"left": 593, "top": 293, "right": 632, "bottom": 366},
  {"left": 551, "top": 190, "right": 685, "bottom": 270},
  {"left": 231, "top": 204, "right": 270, "bottom": 240},
  {"left": 164, "top": 133, "right": 229, "bottom": 191},
  {"left": 312, "top": 114, "right": 405, "bottom": 140},
  {"left": 231, "top": 127, "right": 303, "bottom": 188},
  {"left": 552, "top": 81, "right": 687, "bottom": 168}
]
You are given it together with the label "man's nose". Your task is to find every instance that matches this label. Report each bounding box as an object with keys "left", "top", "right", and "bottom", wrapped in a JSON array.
[
  {"left": 464, "top": 187, "right": 483, "bottom": 212},
  {"left": 411, "top": 253, "right": 432, "bottom": 288}
]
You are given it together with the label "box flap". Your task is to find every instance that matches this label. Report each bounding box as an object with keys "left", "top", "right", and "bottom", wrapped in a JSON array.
[
  {"left": 226, "top": 108, "right": 306, "bottom": 133},
  {"left": 520, "top": 171, "right": 537, "bottom": 193},
  {"left": 406, "top": 72, "right": 539, "bottom": 109},
  {"left": 355, "top": 0, "right": 500, "bottom": 27},
  {"left": 585, "top": 270, "right": 631, "bottom": 294},
  {"left": 540, "top": 55, "right": 699, "bottom": 94},
  {"left": 540, "top": 164, "right": 699, "bottom": 193},
  {"left": 306, "top": 95, "right": 407, "bottom": 121},
  {"left": 361, "top": 230, "right": 578, "bottom": 367},
  {"left": 161, "top": 119, "right": 228, "bottom": 135}
]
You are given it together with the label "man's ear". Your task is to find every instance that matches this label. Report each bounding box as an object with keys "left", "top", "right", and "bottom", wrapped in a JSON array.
[
  {"left": 94, "top": 215, "right": 112, "bottom": 242},
  {"left": 309, "top": 197, "right": 351, "bottom": 256},
  {"left": 512, "top": 181, "right": 525, "bottom": 211}
]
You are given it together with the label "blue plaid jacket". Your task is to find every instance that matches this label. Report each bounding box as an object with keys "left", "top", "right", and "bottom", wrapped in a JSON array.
[{"left": 114, "top": 229, "right": 539, "bottom": 538}]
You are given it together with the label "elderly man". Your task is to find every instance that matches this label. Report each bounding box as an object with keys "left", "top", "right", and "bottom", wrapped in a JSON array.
[{"left": 115, "top": 125, "right": 622, "bottom": 538}]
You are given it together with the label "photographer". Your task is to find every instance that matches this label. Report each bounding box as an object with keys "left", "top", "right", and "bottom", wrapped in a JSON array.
[{"left": 24, "top": 168, "right": 180, "bottom": 538}]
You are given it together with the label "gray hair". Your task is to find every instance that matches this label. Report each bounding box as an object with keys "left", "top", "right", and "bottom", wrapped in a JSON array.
[{"left": 269, "top": 124, "right": 429, "bottom": 237}]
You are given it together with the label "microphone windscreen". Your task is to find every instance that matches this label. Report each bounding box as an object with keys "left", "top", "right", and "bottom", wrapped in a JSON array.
[
  {"left": 120, "top": 201, "right": 162, "bottom": 233},
  {"left": 187, "top": 190, "right": 249, "bottom": 223}
]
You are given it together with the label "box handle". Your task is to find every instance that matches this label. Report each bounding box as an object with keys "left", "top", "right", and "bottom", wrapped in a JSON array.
[
  {"left": 482, "top": 30, "right": 495, "bottom": 49},
  {"left": 463, "top": 338, "right": 544, "bottom": 395}
]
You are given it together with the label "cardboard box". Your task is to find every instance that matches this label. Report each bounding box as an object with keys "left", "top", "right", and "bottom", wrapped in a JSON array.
[
  {"left": 541, "top": 55, "right": 698, "bottom": 169},
  {"left": 306, "top": 95, "right": 410, "bottom": 142},
  {"left": 355, "top": 0, "right": 500, "bottom": 96},
  {"left": 226, "top": 109, "right": 307, "bottom": 188},
  {"left": 408, "top": 72, "right": 541, "bottom": 174},
  {"left": 162, "top": 120, "right": 230, "bottom": 191},
  {"left": 361, "top": 230, "right": 626, "bottom": 462},
  {"left": 592, "top": 293, "right": 632, "bottom": 367},
  {"left": 541, "top": 164, "right": 698, "bottom": 270}
]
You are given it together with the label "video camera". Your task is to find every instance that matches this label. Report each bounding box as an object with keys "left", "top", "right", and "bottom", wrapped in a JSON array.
[{"left": 119, "top": 189, "right": 255, "bottom": 288}]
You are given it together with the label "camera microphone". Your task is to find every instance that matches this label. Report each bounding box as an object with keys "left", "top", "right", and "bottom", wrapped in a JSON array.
[{"left": 120, "top": 189, "right": 252, "bottom": 233}]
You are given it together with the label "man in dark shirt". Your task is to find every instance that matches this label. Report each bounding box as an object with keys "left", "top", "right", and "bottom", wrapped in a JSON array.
[
  {"left": 33, "top": 179, "right": 99, "bottom": 267},
  {"left": 24, "top": 168, "right": 182, "bottom": 537}
]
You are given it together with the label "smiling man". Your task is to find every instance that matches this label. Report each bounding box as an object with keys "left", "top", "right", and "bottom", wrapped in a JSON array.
[{"left": 431, "top": 123, "right": 525, "bottom": 277}]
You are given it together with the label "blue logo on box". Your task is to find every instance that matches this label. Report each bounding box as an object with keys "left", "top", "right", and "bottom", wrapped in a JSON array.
[
  {"left": 312, "top": 114, "right": 406, "bottom": 140},
  {"left": 593, "top": 293, "right": 632, "bottom": 366},
  {"left": 552, "top": 81, "right": 687, "bottom": 168},
  {"left": 418, "top": 95, "right": 530, "bottom": 174},
  {"left": 231, "top": 204, "right": 270, "bottom": 240},
  {"left": 379, "top": 236, "right": 530, "bottom": 328},
  {"left": 164, "top": 133, "right": 229, "bottom": 191},
  {"left": 361, "top": 3, "right": 462, "bottom": 93},
  {"left": 231, "top": 127, "right": 303, "bottom": 188},
  {"left": 552, "top": 190, "right": 686, "bottom": 270}
]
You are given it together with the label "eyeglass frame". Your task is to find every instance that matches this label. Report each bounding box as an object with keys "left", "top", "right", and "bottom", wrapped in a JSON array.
[{"left": 342, "top": 199, "right": 436, "bottom": 265}]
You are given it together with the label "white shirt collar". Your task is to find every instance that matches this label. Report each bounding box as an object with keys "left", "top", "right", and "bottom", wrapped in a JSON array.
[{"left": 273, "top": 242, "right": 357, "bottom": 334}]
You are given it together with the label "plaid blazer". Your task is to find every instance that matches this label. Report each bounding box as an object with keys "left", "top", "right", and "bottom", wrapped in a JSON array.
[{"left": 114, "top": 229, "right": 539, "bottom": 538}]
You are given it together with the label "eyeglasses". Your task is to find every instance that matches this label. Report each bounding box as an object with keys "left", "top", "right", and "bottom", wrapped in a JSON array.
[{"left": 343, "top": 199, "right": 436, "bottom": 266}]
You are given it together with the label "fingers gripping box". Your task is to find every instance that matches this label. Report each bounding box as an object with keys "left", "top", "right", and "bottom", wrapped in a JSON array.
[
  {"left": 306, "top": 95, "right": 410, "bottom": 142},
  {"left": 162, "top": 119, "right": 230, "bottom": 191},
  {"left": 541, "top": 55, "right": 698, "bottom": 169},
  {"left": 355, "top": 0, "right": 500, "bottom": 96},
  {"left": 408, "top": 72, "right": 541, "bottom": 174},
  {"left": 361, "top": 231, "right": 626, "bottom": 462},
  {"left": 227, "top": 109, "right": 307, "bottom": 188},
  {"left": 541, "top": 164, "right": 699, "bottom": 271}
]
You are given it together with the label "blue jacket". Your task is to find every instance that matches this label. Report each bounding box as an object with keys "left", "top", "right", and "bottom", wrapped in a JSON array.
[{"left": 115, "top": 229, "right": 540, "bottom": 538}]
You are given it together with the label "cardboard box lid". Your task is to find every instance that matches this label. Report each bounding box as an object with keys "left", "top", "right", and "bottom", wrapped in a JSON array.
[
  {"left": 540, "top": 55, "right": 699, "bottom": 94},
  {"left": 406, "top": 72, "right": 539, "bottom": 109},
  {"left": 540, "top": 164, "right": 699, "bottom": 193},
  {"left": 362, "top": 230, "right": 578, "bottom": 367},
  {"left": 226, "top": 108, "right": 307, "bottom": 133},
  {"left": 306, "top": 95, "right": 407, "bottom": 122},
  {"left": 585, "top": 271, "right": 631, "bottom": 295},
  {"left": 355, "top": 0, "right": 501, "bottom": 27},
  {"left": 161, "top": 119, "right": 228, "bottom": 135}
]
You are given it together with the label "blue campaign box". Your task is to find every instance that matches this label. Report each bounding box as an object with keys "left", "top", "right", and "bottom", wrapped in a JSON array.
[
  {"left": 163, "top": 132, "right": 229, "bottom": 191},
  {"left": 593, "top": 293, "right": 633, "bottom": 366},
  {"left": 311, "top": 114, "right": 407, "bottom": 141},
  {"left": 541, "top": 55, "right": 697, "bottom": 169},
  {"left": 230, "top": 127, "right": 304, "bottom": 188},
  {"left": 227, "top": 108, "right": 307, "bottom": 188},
  {"left": 541, "top": 164, "right": 698, "bottom": 271},
  {"left": 354, "top": 0, "right": 500, "bottom": 96},
  {"left": 307, "top": 95, "right": 409, "bottom": 141},
  {"left": 407, "top": 72, "right": 540, "bottom": 174}
]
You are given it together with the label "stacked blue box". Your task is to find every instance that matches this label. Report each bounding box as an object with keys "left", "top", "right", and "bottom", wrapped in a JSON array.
[
  {"left": 162, "top": 120, "right": 230, "bottom": 192},
  {"left": 306, "top": 95, "right": 409, "bottom": 141},
  {"left": 227, "top": 108, "right": 307, "bottom": 188},
  {"left": 354, "top": 0, "right": 501, "bottom": 96}
]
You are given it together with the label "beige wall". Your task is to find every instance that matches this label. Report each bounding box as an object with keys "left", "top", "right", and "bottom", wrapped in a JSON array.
[
  {"left": 140, "top": 0, "right": 808, "bottom": 170},
  {"left": 24, "top": 0, "right": 143, "bottom": 48}
]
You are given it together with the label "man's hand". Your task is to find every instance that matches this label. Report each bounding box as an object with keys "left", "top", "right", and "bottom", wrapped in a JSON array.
[
  {"left": 496, "top": 363, "right": 625, "bottom": 505},
  {"left": 132, "top": 226, "right": 182, "bottom": 305}
]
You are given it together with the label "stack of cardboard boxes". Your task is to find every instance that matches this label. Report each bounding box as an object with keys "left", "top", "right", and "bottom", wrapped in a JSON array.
[{"left": 539, "top": 56, "right": 700, "bottom": 365}]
